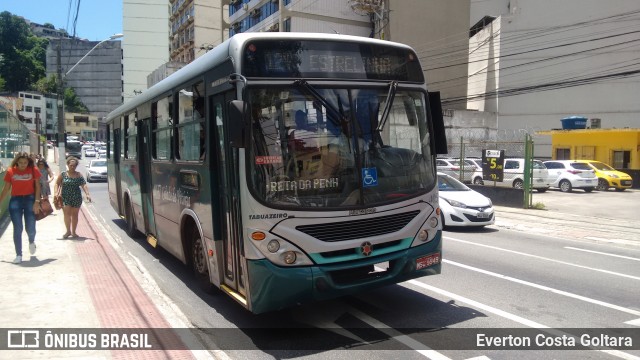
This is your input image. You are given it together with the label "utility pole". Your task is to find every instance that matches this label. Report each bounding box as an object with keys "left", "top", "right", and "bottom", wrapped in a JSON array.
[{"left": 56, "top": 39, "right": 66, "bottom": 173}]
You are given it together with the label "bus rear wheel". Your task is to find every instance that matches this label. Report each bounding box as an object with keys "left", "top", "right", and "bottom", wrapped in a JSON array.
[
  {"left": 191, "top": 231, "right": 214, "bottom": 293},
  {"left": 124, "top": 200, "right": 139, "bottom": 238}
]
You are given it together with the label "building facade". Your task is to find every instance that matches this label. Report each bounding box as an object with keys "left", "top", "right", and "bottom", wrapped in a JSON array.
[
  {"left": 64, "top": 112, "right": 99, "bottom": 141},
  {"left": 383, "top": 0, "right": 471, "bottom": 110},
  {"left": 46, "top": 38, "right": 122, "bottom": 140},
  {"left": 170, "top": 0, "right": 226, "bottom": 63},
  {"left": 16, "top": 92, "right": 59, "bottom": 141},
  {"left": 228, "top": 0, "right": 371, "bottom": 37},
  {"left": 122, "top": 0, "right": 170, "bottom": 102},
  {"left": 468, "top": 0, "right": 640, "bottom": 156}
]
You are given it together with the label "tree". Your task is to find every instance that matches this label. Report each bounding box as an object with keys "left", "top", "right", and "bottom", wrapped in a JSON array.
[
  {"left": 34, "top": 74, "right": 89, "bottom": 113},
  {"left": 0, "top": 11, "right": 48, "bottom": 91}
]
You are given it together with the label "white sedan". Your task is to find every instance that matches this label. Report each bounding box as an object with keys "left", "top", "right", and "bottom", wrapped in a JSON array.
[
  {"left": 85, "top": 148, "right": 96, "bottom": 157},
  {"left": 86, "top": 159, "right": 107, "bottom": 182},
  {"left": 438, "top": 172, "right": 495, "bottom": 228}
]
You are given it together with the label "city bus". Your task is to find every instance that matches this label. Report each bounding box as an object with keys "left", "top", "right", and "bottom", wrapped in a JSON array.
[{"left": 105, "top": 33, "right": 447, "bottom": 314}]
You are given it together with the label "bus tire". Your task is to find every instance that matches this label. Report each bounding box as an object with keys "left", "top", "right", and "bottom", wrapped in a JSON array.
[
  {"left": 191, "top": 230, "right": 214, "bottom": 293},
  {"left": 124, "top": 199, "right": 139, "bottom": 238}
]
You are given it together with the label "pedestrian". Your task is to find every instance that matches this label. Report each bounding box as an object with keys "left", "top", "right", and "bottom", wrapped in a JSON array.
[
  {"left": 0, "top": 152, "right": 42, "bottom": 264},
  {"left": 37, "top": 160, "right": 54, "bottom": 198},
  {"left": 54, "top": 157, "right": 91, "bottom": 238}
]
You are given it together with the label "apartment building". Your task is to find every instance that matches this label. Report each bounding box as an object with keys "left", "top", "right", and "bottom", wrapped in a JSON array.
[
  {"left": 229, "top": 0, "right": 370, "bottom": 36},
  {"left": 170, "top": 0, "right": 225, "bottom": 63},
  {"left": 16, "top": 92, "right": 60, "bottom": 141}
]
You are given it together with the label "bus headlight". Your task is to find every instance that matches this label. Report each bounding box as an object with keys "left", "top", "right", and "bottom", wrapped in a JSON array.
[
  {"left": 283, "top": 251, "right": 297, "bottom": 264},
  {"left": 247, "top": 228, "right": 313, "bottom": 266},
  {"left": 418, "top": 229, "right": 429, "bottom": 241},
  {"left": 267, "top": 240, "right": 280, "bottom": 253}
]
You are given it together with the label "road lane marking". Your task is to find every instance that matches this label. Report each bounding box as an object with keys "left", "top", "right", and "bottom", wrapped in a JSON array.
[
  {"left": 625, "top": 318, "right": 640, "bottom": 327},
  {"left": 565, "top": 247, "right": 640, "bottom": 261},
  {"left": 346, "top": 306, "right": 453, "bottom": 360},
  {"left": 445, "top": 237, "right": 640, "bottom": 281},
  {"left": 444, "top": 259, "right": 640, "bottom": 317},
  {"left": 407, "top": 279, "right": 548, "bottom": 328},
  {"left": 406, "top": 280, "right": 638, "bottom": 360}
]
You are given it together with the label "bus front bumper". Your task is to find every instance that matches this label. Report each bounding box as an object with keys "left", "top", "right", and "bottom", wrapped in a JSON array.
[{"left": 246, "top": 231, "right": 442, "bottom": 314}]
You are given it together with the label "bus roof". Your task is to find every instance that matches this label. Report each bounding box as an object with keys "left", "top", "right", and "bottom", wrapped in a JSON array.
[{"left": 107, "top": 33, "right": 417, "bottom": 121}]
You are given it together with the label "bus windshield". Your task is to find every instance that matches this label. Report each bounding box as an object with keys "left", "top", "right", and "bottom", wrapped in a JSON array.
[{"left": 248, "top": 86, "right": 436, "bottom": 209}]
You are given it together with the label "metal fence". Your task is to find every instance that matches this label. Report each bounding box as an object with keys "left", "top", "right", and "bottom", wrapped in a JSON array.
[{"left": 439, "top": 134, "right": 537, "bottom": 208}]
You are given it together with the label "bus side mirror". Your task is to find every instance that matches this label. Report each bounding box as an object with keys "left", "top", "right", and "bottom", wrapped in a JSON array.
[
  {"left": 428, "top": 91, "right": 448, "bottom": 155},
  {"left": 228, "top": 100, "right": 246, "bottom": 148}
]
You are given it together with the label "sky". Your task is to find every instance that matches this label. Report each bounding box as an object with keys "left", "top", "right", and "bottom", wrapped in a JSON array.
[{"left": 1, "top": 0, "right": 122, "bottom": 41}]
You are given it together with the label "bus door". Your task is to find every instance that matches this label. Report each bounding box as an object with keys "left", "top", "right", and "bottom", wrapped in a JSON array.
[
  {"left": 111, "top": 128, "right": 124, "bottom": 215},
  {"left": 210, "top": 93, "right": 246, "bottom": 297},
  {"left": 137, "top": 118, "right": 156, "bottom": 236}
]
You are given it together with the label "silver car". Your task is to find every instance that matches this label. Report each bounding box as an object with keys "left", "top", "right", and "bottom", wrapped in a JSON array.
[{"left": 86, "top": 159, "right": 107, "bottom": 182}]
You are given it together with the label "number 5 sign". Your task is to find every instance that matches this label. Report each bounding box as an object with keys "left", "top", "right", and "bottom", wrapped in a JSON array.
[{"left": 482, "top": 149, "right": 505, "bottom": 182}]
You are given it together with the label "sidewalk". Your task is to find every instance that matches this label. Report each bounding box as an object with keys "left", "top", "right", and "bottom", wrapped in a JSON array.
[
  {"left": 0, "top": 150, "right": 205, "bottom": 358},
  {"left": 493, "top": 205, "right": 640, "bottom": 246}
]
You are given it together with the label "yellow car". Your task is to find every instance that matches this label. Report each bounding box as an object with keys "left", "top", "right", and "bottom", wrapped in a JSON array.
[{"left": 573, "top": 160, "right": 633, "bottom": 191}]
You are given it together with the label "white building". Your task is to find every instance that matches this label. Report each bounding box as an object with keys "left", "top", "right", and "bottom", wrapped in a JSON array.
[
  {"left": 468, "top": 0, "right": 640, "bottom": 156},
  {"left": 17, "top": 92, "right": 60, "bottom": 140},
  {"left": 123, "top": 0, "right": 170, "bottom": 101}
]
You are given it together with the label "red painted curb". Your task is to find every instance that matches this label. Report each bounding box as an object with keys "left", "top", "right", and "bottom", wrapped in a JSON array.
[{"left": 74, "top": 207, "right": 195, "bottom": 359}]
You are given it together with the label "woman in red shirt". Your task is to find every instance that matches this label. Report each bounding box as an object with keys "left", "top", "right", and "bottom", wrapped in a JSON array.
[{"left": 0, "top": 152, "right": 42, "bottom": 264}]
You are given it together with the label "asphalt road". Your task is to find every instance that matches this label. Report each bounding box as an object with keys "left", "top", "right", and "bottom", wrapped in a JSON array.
[{"left": 82, "top": 165, "right": 640, "bottom": 360}]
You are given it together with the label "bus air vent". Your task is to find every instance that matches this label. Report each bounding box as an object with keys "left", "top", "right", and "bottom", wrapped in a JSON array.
[{"left": 296, "top": 210, "right": 420, "bottom": 242}]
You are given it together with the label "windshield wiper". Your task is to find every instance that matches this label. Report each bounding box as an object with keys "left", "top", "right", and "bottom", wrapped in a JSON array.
[
  {"left": 376, "top": 80, "right": 398, "bottom": 132},
  {"left": 294, "top": 79, "right": 345, "bottom": 128}
]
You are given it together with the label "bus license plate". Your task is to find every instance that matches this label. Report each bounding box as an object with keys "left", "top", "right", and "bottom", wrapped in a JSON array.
[{"left": 416, "top": 253, "right": 440, "bottom": 270}]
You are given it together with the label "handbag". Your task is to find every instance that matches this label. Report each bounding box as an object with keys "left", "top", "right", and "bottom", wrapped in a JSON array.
[
  {"left": 35, "top": 197, "right": 54, "bottom": 221},
  {"left": 53, "top": 195, "right": 63, "bottom": 210}
]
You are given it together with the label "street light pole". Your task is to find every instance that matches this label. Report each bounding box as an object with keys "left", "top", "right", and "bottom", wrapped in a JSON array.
[{"left": 55, "top": 33, "right": 124, "bottom": 173}]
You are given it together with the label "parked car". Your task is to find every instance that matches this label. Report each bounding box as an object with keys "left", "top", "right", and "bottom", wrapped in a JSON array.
[
  {"left": 438, "top": 172, "right": 495, "bottom": 228},
  {"left": 543, "top": 160, "right": 598, "bottom": 192},
  {"left": 572, "top": 160, "right": 633, "bottom": 191},
  {"left": 463, "top": 157, "right": 483, "bottom": 169},
  {"left": 472, "top": 158, "right": 551, "bottom": 192},
  {"left": 436, "top": 158, "right": 477, "bottom": 183},
  {"left": 86, "top": 159, "right": 107, "bottom": 182}
]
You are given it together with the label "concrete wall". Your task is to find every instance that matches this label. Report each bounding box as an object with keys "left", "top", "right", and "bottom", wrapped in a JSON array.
[
  {"left": 387, "top": 0, "right": 471, "bottom": 110},
  {"left": 468, "top": 184, "right": 524, "bottom": 208}
]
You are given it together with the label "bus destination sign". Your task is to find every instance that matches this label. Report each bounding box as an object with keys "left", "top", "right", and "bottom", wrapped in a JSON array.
[{"left": 243, "top": 40, "right": 424, "bottom": 82}]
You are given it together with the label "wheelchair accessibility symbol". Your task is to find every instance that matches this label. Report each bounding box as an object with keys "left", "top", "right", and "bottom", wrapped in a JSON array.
[{"left": 362, "top": 168, "right": 378, "bottom": 188}]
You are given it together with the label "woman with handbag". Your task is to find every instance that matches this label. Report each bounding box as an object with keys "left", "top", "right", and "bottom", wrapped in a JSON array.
[
  {"left": 0, "top": 152, "right": 42, "bottom": 264},
  {"left": 54, "top": 157, "right": 91, "bottom": 239}
]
